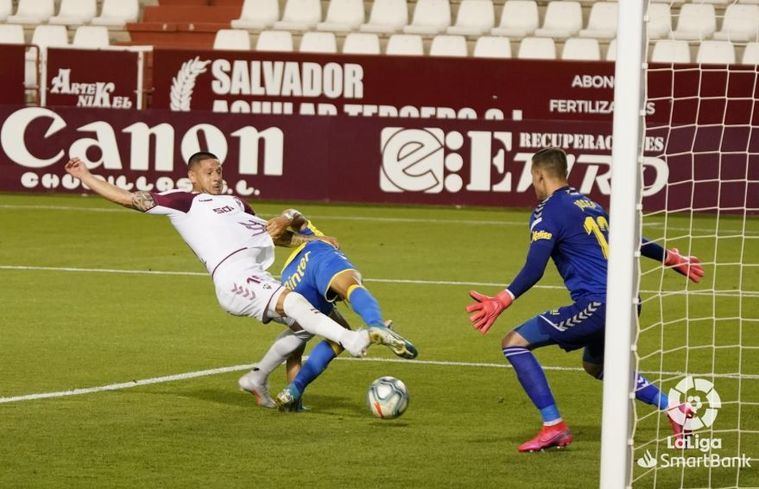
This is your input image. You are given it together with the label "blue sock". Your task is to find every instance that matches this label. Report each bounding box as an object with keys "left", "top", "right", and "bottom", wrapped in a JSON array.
[
  {"left": 635, "top": 374, "right": 669, "bottom": 410},
  {"left": 292, "top": 340, "right": 338, "bottom": 395},
  {"left": 503, "top": 347, "right": 561, "bottom": 424},
  {"left": 347, "top": 286, "right": 384, "bottom": 327}
]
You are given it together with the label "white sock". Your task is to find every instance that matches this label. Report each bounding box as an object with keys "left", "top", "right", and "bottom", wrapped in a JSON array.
[
  {"left": 255, "top": 329, "right": 311, "bottom": 379},
  {"left": 282, "top": 293, "right": 353, "bottom": 345}
]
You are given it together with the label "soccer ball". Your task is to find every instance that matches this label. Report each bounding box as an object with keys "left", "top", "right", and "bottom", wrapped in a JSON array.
[{"left": 367, "top": 376, "right": 409, "bottom": 419}]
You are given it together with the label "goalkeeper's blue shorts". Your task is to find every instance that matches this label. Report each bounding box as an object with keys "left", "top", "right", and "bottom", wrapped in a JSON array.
[
  {"left": 280, "top": 240, "right": 357, "bottom": 315},
  {"left": 515, "top": 298, "right": 607, "bottom": 364}
]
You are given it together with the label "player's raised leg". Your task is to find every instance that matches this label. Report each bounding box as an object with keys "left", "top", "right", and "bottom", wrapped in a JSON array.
[
  {"left": 501, "top": 320, "right": 573, "bottom": 452},
  {"left": 331, "top": 271, "right": 417, "bottom": 360},
  {"left": 275, "top": 290, "right": 370, "bottom": 357}
]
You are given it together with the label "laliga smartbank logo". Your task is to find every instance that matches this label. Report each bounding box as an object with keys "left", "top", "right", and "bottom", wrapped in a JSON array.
[{"left": 635, "top": 377, "right": 752, "bottom": 470}]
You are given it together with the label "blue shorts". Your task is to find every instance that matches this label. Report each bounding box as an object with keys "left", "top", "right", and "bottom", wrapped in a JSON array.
[
  {"left": 515, "top": 298, "right": 607, "bottom": 364},
  {"left": 280, "top": 241, "right": 357, "bottom": 315}
]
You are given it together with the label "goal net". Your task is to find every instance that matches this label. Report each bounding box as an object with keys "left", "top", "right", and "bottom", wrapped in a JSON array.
[{"left": 628, "top": 2, "right": 759, "bottom": 488}]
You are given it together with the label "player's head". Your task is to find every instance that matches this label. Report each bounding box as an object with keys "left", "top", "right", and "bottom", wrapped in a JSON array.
[
  {"left": 187, "top": 151, "right": 222, "bottom": 194},
  {"left": 531, "top": 147, "right": 569, "bottom": 200}
]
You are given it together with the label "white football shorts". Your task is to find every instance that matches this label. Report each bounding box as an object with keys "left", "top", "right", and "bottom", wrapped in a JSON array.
[{"left": 212, "top": 250, "right": 288, "bottom": 324}]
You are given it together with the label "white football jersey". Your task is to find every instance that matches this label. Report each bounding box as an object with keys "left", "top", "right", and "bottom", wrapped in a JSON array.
[{"left": 144, "top": 190, "right": 274, "bottom": 275}]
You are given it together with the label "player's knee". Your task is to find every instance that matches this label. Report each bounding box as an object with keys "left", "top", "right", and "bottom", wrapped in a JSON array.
[
  {"left": 275, "top": 288, "right": 292, "bottom": 315},
  {"left": 501, "top": 330, "right": 529, "bottom": 349},
  {"left": 583, "top": 361, "right": 603, "bottom": 380}
]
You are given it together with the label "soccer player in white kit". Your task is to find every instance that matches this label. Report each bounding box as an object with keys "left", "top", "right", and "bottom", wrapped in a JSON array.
[{"left": 63, "top": 152, "right": 409, "bottom": 364}]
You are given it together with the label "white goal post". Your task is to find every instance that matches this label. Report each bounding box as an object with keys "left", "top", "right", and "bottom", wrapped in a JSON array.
[
  {"left": 601, "top": 1, "right": 759, "bottom": 488},
  {"left": 600, "top": 1, "right": 647, "bottom": 488}
]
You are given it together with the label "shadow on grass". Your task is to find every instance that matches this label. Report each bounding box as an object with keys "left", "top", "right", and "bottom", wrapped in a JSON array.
[
  {"left": 467, "top": 423, "right": 602, "bottom": 448},
  {"left": 166, "top": 388, "right": 369, "bottom": 417}
]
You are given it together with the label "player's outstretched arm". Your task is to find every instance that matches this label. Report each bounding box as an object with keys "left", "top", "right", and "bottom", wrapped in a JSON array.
[
  {"left": 466, "top": 241, "right": 552, "bottom": 335},
  {"left": 64, "top": 158, "right": 148, "bottom": 210},
  {"left": 640, "top": 238, "right": 704, "bottom": 283},
  {"left": 466, "top": 290, "right": 513, "bottom": 335},
  {"left": 664, "top": 248, "right": 704, "bottom": 283}
]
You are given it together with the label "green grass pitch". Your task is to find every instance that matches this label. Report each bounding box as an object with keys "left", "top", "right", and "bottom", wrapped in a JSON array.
[{"left": 0, "top": 193, "right": 756, "bottom": 488}]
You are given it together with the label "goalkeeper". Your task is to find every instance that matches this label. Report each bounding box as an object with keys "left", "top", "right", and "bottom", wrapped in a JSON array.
[
  {"left": 238, "top": 209, "right": 418, "bottom": 411},
  {"left": 466, "top": 147, "right": 704, "bottom": 452}
]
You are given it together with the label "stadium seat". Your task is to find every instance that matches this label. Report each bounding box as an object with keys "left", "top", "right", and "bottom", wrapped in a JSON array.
[
  {"left": 213, "top": 29, "right": 251, "bottom": 50},
  {"left": 7, "top": 0, "right": 55, "bottom": 24},
  {"left": 0, "top": 24, "right": 25, "bottom": 44},
  {"left": 646, "top": 3, "right": 671, "bottom": 40},
  {"left": 491, "top": 0, "right": 539, "bottom": 38},
  {"left": 91, "top": 0, "right": 139, "bottom": 28},
  {"left": 299, "top": 31, "right": 337, "bottom": 53},
  {"left": 72, "top": 26, "right": 110, "bottom": 47},
  {"left": 517, "top": 37, "right": 556, "bottom": 60},
  {"left": 273, "top": 0, "right": 322, "bottom": 31},
  {"left": 534, "top": 1, "right": 582, "bottom": 39},
  {"left": 230, "top": 0, "right": 279, "bottom": 30},
  {"left": 606, "top": 39, "right": 616, "bottom": 61},
  {"left": 579, "top": 2, "right": 618, "bottom": 40},
  {"left": 342, "top": 32, "right": 381, "bottom": 54},
  {"left": 473, "top": 36, "right": 511, "bottom": 58},
  {"left": 742, "top": 42, "right": 759, "bottom": 63},
  {"left": 698, "top": 0, "right": 729, "bottom": 4},
  {"left": 255, "top": 30, "right": 294, "bottom": 51},
  {"left": 0, "top": 0, "right": 13, "bottom": 22},
  {"left": 713, "top": 4, "right": 759, "bottom": 43},
  {"left": 360, "top": 0, "right": 407, "bottom": 34},
  {"left": 738, "top": 0, "right": 759, "bottom": 4},
  {"left": 429, "top": 35, "right": 467, "bottom": 57},
  {"left": 30, "top": 25, "right": 69, "bottom": 53},
  {"left": 446, "top": 0, "right": 495, "bottom": 36},
  {"left": 49, "top": 0, "right": 97, "bottom": 26},
  {"left": 650, "top": 39, "right": 690, "bottom": 63},
  {"left": 670, "top": 3, "right": 716, "bottom": 40},
  {"left": 26, "top": 25, "right": 68, "bottom": 87},
  {"left": 386, "top": 34, "right": 424, "bottom": 56},
  {"left": 403, "top": 0, "right": 451, "bottom": 35},
  {"left": 696, "top": 40, "right": 735, "bottom": 64},
  {"left": 317, "top": 0, "right": 365, "bottom": 32},
  {"left": 561, "top": 38, "right": 601, "bottom": 61}
]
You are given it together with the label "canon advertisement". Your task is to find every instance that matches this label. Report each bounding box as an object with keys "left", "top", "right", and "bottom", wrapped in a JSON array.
[{"left": 1, "top": 106, "right": 755, "bottom": 211}]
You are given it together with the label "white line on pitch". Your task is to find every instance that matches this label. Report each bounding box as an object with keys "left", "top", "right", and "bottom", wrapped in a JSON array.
[
  {"left": 2, "top": 265, "right": 758, "bottom": 298},
  {"left": 0, "top": 264, "right": 559, "bottom": 289},
  {"left": 1, "top": 203, "right": 756, "bottom": 235},
  {"left": 1, "top": 356, "right": 756, "bottom": 405}
]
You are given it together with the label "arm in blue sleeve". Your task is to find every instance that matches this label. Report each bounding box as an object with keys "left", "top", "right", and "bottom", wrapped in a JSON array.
[
  {"left": 640, "top": 237, "right": 666, "bottom": 262},
  {"left": 505, "top": 240, "right": 554, "bottom": 299}
]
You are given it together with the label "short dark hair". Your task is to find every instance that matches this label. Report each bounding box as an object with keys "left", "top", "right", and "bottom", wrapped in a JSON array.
[
  {"left": 187, "top": 151, "right": 219, "bottom": 170},
  {"left": 531, "top": 147, "right": 568, "bottom": 179}
]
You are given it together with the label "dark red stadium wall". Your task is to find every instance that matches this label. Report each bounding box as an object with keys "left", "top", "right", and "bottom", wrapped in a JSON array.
[
  {"left": 1, "top": 48, "right": 757, "bottom": 212},
  {"left": 151, "top": 49, "right": 618, "bottom": 122},
  {"left": 1, "top": 106, "right": 756, "bottom": 212},
  {"left": 0, "top": 45, "right": 28, "bottom": 106}
]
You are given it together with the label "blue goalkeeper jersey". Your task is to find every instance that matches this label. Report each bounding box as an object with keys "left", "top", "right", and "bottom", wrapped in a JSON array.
[{"left": 510, "top": 186, "right": 609, "bottom": 302}]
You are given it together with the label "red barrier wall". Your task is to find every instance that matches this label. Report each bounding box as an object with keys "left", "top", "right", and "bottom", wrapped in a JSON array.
[
  {"left": 151, "top": 49, "right": 619, "bottom": 121},
  {"left": 46, "top": 48, "right": 140, "bottom": 109},
  {"left": 1, "top": 106, "right": 755, "bottom": 212},
  {"left": 0, "top": 45, "right": 27, "bottom": 106}
]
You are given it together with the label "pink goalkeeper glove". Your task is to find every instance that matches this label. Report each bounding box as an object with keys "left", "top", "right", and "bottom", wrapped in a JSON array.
[
  {"left": 466, "top": 290, "right": 514, "bottom": 335},
  {"left": 665, "top": 248, "right": 704, "bottom": 283}
]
